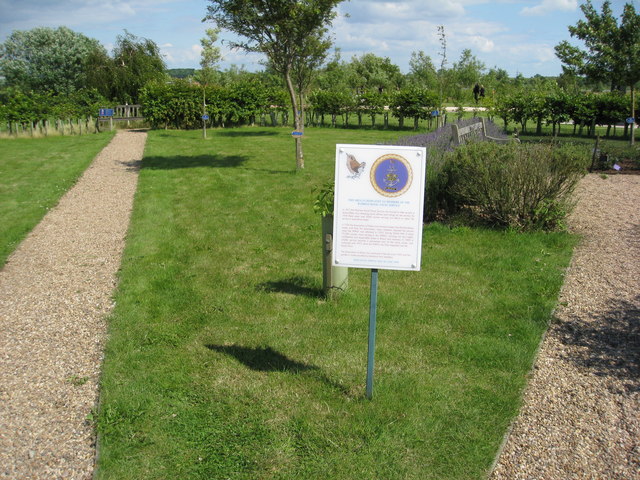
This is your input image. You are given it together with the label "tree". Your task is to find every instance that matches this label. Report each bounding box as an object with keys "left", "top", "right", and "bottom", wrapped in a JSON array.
[
  {"left": 205, "top": 0, "right": 345, "bottom": 170},
  {"left": 196, "top": 28, "right": 222, "bottom": 138},
  {"left": 349, "top": 53, "right": 404, "bottom": 94},
  {"left": 442, "top": 49, "right": 486, "bottom": 103},
  {"left": 0, "top": 26, "right": 102, "bottom": 95},
  {"left": 86, "top": 31, "right": 166, "bottom": 103},
  {"left": 555, "top": 0, "right": 640, "bottom": 144},
  {"left": 315, "top": 49, "right": 355, "bottom": 93},
  {"left": 407, "top": 51, "right": 438, "bottom": 90},
  {"left": 196, "top": 28, "right": 223, "bottom": 86}
]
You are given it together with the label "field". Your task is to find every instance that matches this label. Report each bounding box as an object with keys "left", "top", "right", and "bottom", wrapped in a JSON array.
[
  {"left": 94, "top": 127, "right": 577, "bottom": 479},
  {"left": 0, "top": 132, "right": 115, "bottom": 267}
]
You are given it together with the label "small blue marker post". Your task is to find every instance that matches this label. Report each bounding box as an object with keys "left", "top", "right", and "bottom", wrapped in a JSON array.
[{"left": 366, "top": 268, "right": 379, "bottom": 400}]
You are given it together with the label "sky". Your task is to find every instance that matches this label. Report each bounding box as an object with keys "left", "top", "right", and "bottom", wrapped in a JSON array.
[{"left": 0, "top": 0, "right": 633, "bottom": 78}]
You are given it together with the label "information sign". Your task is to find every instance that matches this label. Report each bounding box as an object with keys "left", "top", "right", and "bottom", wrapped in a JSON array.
[
  {"left": 202, "top": 114, "right": 209, "bottom": 120},
  {"left": 98, "top": 108, "right": 114, "bottom": 117},
  {"left": 291, "top": 130, "right": 304, "bottom": 137},
  {"left": 332, "top": 144, "right": 426, "bottom": 271},
  {"left": 626, "top": 117, "right": 635, "bottom": 124}
]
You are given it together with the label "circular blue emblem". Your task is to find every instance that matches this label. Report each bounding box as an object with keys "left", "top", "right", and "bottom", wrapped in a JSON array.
[{"left": 370, "top": 154, "right": 413, "bottom": 197}]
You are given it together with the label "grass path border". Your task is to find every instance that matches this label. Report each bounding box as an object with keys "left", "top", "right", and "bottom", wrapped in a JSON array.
[{"left": 0, "top": 130, "right": 146, "bottom": 479}]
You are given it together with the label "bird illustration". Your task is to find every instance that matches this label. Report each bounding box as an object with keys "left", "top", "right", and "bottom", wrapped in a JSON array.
[{"left": 346, "top": 153, "right": 366, "bottom": 178}]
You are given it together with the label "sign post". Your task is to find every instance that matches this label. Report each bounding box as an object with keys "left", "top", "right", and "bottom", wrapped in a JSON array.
[
  {"left": 333, "top": 144, "right": 426, "bottom": 399},
  {"left": 202, "top": 114, "right": 209, "bottom": 139},
  {"left": 366, "top": 268, "right": 379, "bottom": 400}
]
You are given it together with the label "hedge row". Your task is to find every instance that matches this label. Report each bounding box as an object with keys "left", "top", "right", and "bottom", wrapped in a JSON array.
[
  {"left": 139, "top": 80, "right": 289, "bottom": 129},
  {"left": 492, "top": 89, "right": 632, "bottom": 137},
  {"left": 0, "top": 87, "right": 107, "bottom": 125},
  {"left": 1, "top": 81, "right": 635, "bottom": 137}
]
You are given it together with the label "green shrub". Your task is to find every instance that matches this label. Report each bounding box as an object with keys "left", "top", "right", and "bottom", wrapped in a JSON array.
[
  {"left": 441, "top": 141, "right": 589, "bottom": 231},
  {"left": 598, "top": 142, "right": 640, "bottom": 169}
]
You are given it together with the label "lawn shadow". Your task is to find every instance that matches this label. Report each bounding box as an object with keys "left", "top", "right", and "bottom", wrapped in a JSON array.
[
  {"left": 205, "top": 344, "right": 350, "bottom": 395},
  {"left": 142, "top": 154, "right": 248, "bottom": 170},
  {"left": 241, "top": 166, "right": 297, "bottom": 175},
  {"left": 216, "top": 130, "right": 279, "bottom": 138},
  {"left": 555, "top": 295, "right": 640, "bottom": 393},
  {"left": 206, "top": 344, "right": 318, "bottom": 373},
  {"left": 256, "top": 275, "right": 323, "bottom": 298}
]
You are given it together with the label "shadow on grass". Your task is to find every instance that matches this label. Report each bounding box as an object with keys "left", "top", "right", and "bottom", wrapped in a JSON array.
[
  {"left": 206, "top": 345, "right": 318, "bottom": 373},
  {"left": 241, "top": 166, "right": 297, "bottom": 175},
  {"left": 205, "top": 344, "right": 351, "bottom": 396},
  {"left": 556, "top": 295, "right": 640, "bottom": 393},
  {"left": 256, "top": 275, "right": 323, "bottom": 298},
  {"left": 142, "top": 154, "right": 248, "bottom": 170},
  {"left": 216, "top": 130, "right": 280, "bottom": 137}
]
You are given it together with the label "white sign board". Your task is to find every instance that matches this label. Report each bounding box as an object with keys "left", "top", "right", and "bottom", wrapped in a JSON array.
[{"left": 332, "top": 144, "right": 426, "bottom": 271}]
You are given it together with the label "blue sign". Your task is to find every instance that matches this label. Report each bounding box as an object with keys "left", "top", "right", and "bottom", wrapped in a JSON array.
[
  {"left": 431, "top": 110, "right": 439, "bottom": 117},
  {"left": 291, "top": 131, "right": 303, "bottom": 137},
  {"left": 626, "top": 117, "right": 635, "bottom": 124},
  {"left": 202, "top": 114, "right": 209, "bottom": 120},
  {"left": 99, "top": 108, "right": 114, "bottom": 117}
]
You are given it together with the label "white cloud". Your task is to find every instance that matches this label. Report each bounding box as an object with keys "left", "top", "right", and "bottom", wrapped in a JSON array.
[
  {"left": 342, "top": 0, "right": 466, "bottom": 24},
  {"left": 521, "top": 0, "right": 577, "bottom": 16},
  {"left": 0, "top": 0, "right": 175, "bottom": 35},
  {"left": 468, "top": 36, "right": 495, "bottom": 53}
]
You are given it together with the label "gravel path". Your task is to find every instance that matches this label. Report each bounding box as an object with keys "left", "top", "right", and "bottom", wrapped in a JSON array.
[
  {"left": 491, "top": 173, "right": 640, "bottom": 479},
  {"left": 1, "top": 134, "right": 637, "bottom": 479},
  {"left": 0, "top": 130, "right": 145, "bottom": 479}
]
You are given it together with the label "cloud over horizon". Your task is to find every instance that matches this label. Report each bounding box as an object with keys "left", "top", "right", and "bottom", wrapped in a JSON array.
[{"left": 0, "top": 0, "right": 594, "bottom": 77}]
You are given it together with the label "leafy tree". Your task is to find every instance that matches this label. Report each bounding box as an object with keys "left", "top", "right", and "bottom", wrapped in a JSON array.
[
  {"left": 308, "top": 89, "right": 351, "bottom": 126},
  {"left": 167, "top": 68, "right": 196, "bottom": 79},
  {"left": 315, "top": 49, "right": 356, "bottom": 93},
  {"left": 196, "top": 28, "right": 223, "bottom": 86},
  {"left": 358, "top": 91, "right": 388, "bottom": 127},
  {"left": 205, "top": 0, "right": 345, "bottom": 170},
  {"left": 0, "top": 26, "right": 102, "bottom": 95},
  {"left": 349, "top": 53, "right": 404, "bottom": 94},
  {"left": 407, "top": 51, "right": 438, "bottom": 90},
  {"left": 555, "top": 0, "right": 640, "bottom": 143},
  {"left": 451, "top": 49, "right": 486, "bottom": 101},
  {"left": 86, "top": 31, "right": 166, "bottom": 103},
  {"left": 390, "top": 87, "right": 437, "bottom": 130},
  {"left": 594, "top": 91, "right": 629, "bottom": 137}
]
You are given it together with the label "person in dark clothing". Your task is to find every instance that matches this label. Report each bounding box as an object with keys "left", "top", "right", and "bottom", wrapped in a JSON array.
[{"left": 473, "top": 83, "right": 480, "bottom": 103}]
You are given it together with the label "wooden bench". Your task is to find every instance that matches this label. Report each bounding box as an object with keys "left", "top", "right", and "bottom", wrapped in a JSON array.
[{"left": 451, "top": 118, "right": 519, "bottom": 146}]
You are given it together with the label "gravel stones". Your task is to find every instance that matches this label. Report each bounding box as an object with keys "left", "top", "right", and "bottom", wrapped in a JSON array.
[
  {"left": 0, "top": 130, "right": 145, "bottom": 479},
  {"left": 491, "top": 174, "right": 640, "bottom": 480}
]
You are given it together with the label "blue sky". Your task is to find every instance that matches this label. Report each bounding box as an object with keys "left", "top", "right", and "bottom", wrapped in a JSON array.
[{"left": 0, "top": 0, "right": 632, "bottom": 77}]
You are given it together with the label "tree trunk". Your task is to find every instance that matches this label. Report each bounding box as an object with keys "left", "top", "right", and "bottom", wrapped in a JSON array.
[
  {"left": 284, "top": 68, "right": 304, "bottom": 170},
  {"left": 631, "top": 84, "right": 636, "bottom": 146}
]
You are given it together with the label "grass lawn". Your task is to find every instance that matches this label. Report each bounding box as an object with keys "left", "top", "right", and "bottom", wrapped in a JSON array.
[
  {"left": 96, "top": 126, "right": 577, "bottom": 479},
  {"left": 0, "top": 132, "right": 116, "bottom": 267}
]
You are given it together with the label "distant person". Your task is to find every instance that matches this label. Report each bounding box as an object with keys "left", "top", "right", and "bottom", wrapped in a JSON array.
[
  {"left": 480, "top": 85, "right": 485, "bottom": 99},
  {"left": 473, "top": 83, "right": 480, "bottom": 103}
]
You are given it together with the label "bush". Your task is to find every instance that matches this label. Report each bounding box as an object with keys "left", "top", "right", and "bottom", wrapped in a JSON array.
[
  {"left": 390, "top": 118, "right": 513, "bottom": 222},
  {"left": 441, "top": 141, "right": 589, "bottom": 231},
  {"left": 597, "top": 142, "right": 640, "bottom": 169}
]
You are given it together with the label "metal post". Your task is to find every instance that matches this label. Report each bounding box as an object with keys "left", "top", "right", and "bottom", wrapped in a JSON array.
[{"left": 366, "top": 268, "right": 379, "bottom": 400}]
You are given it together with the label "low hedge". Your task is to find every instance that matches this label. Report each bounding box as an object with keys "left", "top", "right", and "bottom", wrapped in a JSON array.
[{"left": 439, "top": 141, "right": 590, "bottom": 230}]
